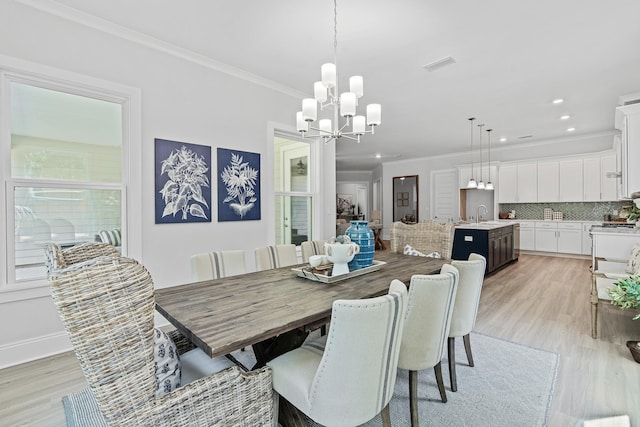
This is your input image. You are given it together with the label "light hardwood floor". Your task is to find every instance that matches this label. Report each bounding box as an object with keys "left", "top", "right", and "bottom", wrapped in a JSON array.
[{"left": 0, "top": 253, "right": 638, "bottom": 426}]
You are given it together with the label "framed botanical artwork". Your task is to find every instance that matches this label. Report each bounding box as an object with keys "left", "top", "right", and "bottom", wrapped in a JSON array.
[
  {"left": 155, "top": 138, "right": 211, "bottom": 224},
  {"left": 217, "top": 148, "right": 261, "bottom": 221}
]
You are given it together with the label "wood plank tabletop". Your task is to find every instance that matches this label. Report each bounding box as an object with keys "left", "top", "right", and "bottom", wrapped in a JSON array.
[{"left": 155, "top": 251, "right": 446, "bottom": 358}]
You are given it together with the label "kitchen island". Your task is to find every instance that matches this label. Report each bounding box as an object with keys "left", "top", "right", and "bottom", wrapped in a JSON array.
[{"left": 452, "top": 222, "right": 518, "bottom": 274}]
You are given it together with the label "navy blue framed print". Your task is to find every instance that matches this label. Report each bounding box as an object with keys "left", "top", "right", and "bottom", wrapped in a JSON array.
[
  {"left": 155, "top": 138, "right": 211, "bottom": 224},
  {"left": 217, "top": 148, "right": 261, "bottom": 221}
]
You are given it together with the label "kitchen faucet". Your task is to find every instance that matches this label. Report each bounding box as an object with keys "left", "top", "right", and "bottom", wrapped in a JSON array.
[{"left": 476, "top": 204, "right": 488, "bottom": 223}]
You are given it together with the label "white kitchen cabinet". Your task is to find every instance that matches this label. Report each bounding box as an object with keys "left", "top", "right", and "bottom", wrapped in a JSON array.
[
  {"left": 559, "top": 159, "right": 583, "bottom": 202},
  {"left": 583, "top": 157, "right": 601, "bottom": 201},
  {"left": 535, "top": 222, "right": 558, "bottom": 252},
  {"left": 519, "top": 221, "right": 535, "bottom": 251},
  {"left": 534, "top": 221, "right": 582, "bottom": 254},
  {"left": 600, "top": 154, "right": 618, "bottom": 200},
  {"left": 537, "top": 161, "right": 559, "bottom": 202},
  {"left": 518, "top": 163, "right": 538, "bottom": 202},
  {"left": 498, "top": 163, "right": 537, "bottom": 203},
  {"left": 583, "top": 154, "right": 618, "bottom": 201},
  {"left": 615, "top": 103, "right": 640, "bottom": 198},
  {"left": 498, "top": 164, "right": 517, "bottom": 202},
  {"left": 557, "top": 222, "right": 582, "bottom": 254}
]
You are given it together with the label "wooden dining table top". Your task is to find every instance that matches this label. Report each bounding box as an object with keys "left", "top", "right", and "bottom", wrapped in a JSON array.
[{"left": 155, "top": 251, "right": 446, "bottom": 359}]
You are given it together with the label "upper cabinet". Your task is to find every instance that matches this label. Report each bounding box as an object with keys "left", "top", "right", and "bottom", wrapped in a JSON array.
[
  {"left": 498, "top": 162, "right": 536, "bottom": 202},
  {"left": 616, "top": 103, "right": 640, "bottom": 197},
  {"left": 498, "top": 152, "right": 617, "bottom": 204},
  {"left": 537, "top": 161, "right": 559, "bottom": 202},
  {"left": 559, "top": 159, "right": 583, "bottom": 202},
  {"left": 584, "top": 154, "right": 617, "bottom": 201}
]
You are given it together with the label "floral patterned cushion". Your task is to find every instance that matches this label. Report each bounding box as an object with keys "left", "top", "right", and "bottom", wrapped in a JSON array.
[
  {"left": 626, "top": 244, "right": 640, "bottom": 275},
  {"left": 154, "top": 328, "right": 181, "bottom": 397},
  {"left": 404, "top": 244, "right": 442, "bottom": 258}
]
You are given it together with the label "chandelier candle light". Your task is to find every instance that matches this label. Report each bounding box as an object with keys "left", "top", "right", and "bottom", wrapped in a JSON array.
[{"left": 296, "top": 0, "right": 381, "bottom": 143}]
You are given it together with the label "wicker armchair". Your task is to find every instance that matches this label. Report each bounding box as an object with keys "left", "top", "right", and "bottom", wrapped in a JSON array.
[
  {"left": 389, "top": 220, "right": 456, "bottom": 259},
  {"left": 49, "top": 256, "right": 276, "bottom": 426},
  {"left": 44, "top": 242, "right": 121, "bottom": 273}
]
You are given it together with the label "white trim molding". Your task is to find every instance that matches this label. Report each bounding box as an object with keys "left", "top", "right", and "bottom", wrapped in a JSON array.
[
  {"left": 0, "top": 331, "right": 71, "bottom": 369},
  {"left": 16, "top": 0, "right": 305, "bottom": 100}
]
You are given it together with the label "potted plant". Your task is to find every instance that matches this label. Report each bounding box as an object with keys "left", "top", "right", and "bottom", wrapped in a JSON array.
[{"left": 606, "top": 275, "right": 640, "bottom": 363}]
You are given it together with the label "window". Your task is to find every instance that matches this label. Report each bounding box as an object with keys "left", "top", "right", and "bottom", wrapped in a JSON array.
[
  {"left": 4, "top": 78, "right": 125, "bottom": 285},
  {"left": 274, "top": 133, "right": 314, "bottom": 245}
]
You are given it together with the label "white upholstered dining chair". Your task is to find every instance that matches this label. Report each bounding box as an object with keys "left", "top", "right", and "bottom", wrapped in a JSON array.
[
  {"left": 190, "top": 250, "right": 247, "bottom": 281},
  {"left": 448, "top": 253, "right": 486, "bottom": 392},
  {"left": 398, "top": 264, "right": 459, "bottom": 426},
  {"left": 255, "top": 244, "right": 298, "bottom": 271},
  {"left": 267, "top": 280, "right": 408, "bottom": 427},
  {"left": 300, "top": 240, "right": 327, "bottom": 263}
]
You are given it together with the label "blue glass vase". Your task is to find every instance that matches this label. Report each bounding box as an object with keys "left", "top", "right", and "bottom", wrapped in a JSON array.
[{"left": 346, "top": 220, "right": 374, "bottom": 270}]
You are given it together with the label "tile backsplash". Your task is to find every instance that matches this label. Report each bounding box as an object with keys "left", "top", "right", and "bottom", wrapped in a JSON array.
[{"left": 499, "top": 201, "right": 631, "bottom": 221}]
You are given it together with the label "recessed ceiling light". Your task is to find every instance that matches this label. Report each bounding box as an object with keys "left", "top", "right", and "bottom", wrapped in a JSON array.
[
  {"left": 560, "top": 115, "right": 571, "bottom": 120},
  {"left": 375, "top": 154, "right": 381, "bottom": 158},
  {"left": 567, "top": 127, "right": 576, "bottom": 132},
  {"left": 499, "top": 137, "right": 507, "bottom": 142},
  {"left": 552, "top": 98, "right": 564, "bottom": 104}
]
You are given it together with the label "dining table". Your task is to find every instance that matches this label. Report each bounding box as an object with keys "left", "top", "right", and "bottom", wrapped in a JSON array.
[{"left": 155, "top": 251, "right": 446, "bottom": 368}]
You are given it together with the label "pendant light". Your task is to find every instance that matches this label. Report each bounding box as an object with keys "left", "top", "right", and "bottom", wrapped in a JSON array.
[
  {"left": 485, "top": 128, "right": 494, "bottom": 190},
  {"left": 476, "top": 123, "right": 485, "bottom": 190},
  {"left": 466, "top": 117, "right": 477, "bottom": 189}
]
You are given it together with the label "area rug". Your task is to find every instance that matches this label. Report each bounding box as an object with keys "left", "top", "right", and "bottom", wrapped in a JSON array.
[{"left": 63, "top": 333, "right": 558, "bottom": 427}]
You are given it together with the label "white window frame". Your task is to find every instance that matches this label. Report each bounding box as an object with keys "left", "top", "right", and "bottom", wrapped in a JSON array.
[
  {"left": 267, "top": 124, "right": 322, "bottom": 245},
  {"left": 0, "top": 55, "right": 142, "bottom": 302}
]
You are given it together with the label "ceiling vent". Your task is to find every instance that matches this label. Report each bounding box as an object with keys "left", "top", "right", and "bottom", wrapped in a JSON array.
[
  {"left": 422, "top": 56, "right": 456, "bottom": 72},
  {"left": 518, "top": 135, "right": 533, "bottom": 139}
]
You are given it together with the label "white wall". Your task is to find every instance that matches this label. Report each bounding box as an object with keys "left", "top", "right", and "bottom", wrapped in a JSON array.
[{"left": 0, "top": 3, "right": 336, "bottom": 367}]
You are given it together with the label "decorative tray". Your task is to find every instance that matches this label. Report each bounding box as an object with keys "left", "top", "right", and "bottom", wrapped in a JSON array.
[{"left": 292, "top": 260, "right": 386, "bottom": 284}]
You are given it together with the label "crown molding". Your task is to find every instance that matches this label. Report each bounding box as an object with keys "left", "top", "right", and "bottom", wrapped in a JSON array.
[{"left": 16, "top": 0, "right": 305, "bottom": 99}]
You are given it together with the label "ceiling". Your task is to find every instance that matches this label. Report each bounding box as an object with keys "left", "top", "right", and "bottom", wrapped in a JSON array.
[{"left": 30, "top": 0, "right": 640, "bottom": 170}]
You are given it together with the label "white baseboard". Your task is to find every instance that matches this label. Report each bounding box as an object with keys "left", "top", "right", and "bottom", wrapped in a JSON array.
[{"left": 0, "top": 331, "right": 71, "bottom": 370}]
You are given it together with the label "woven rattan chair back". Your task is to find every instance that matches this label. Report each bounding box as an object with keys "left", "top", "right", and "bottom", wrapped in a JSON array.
[
  {"left": 44, "top": 242, "right": 120, "bottom": 273},
  {"left": 49, "top": 256, "right": 276, "bottom": 426}
]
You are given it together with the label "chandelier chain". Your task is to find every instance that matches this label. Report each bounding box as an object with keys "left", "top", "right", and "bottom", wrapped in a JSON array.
[{"left": 333, "top": 0, "right": 338, "bottom": 67}]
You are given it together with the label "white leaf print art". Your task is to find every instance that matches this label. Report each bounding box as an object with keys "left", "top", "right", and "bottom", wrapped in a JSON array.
[
  {"left": 159, "top": 146, "right": 210, "bottom": 220},
  {"left": 220, "top": 153, "right": 258, "bottom": 219}
]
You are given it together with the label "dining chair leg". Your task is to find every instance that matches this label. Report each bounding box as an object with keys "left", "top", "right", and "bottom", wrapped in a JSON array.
[
  {"left": 591, "top": 300, "right": 598, "bottom": 339},
  {"left": 463, "top": 333, "right": 474, "bottom": 367},
  {"left": 434, "top": 362, "right": 447, "bottom": 403},
  {"left": 381, "top": 403, "right": 392, "bottom": 427},
  {"left": 448, "top": 337, "right": 457, "bottom": 392},
  {"left": 409, "top": 370, "right": 419, "bottom": 426}
]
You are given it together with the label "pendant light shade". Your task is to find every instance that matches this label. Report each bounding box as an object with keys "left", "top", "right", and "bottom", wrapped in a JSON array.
[{"left": 466, "top": 117, "right": 477, "bottom": 189}]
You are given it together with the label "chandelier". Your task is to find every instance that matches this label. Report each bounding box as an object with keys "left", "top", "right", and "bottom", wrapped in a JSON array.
[{"left": 296, "top": 0, "right": 381, "bottom": 143}]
